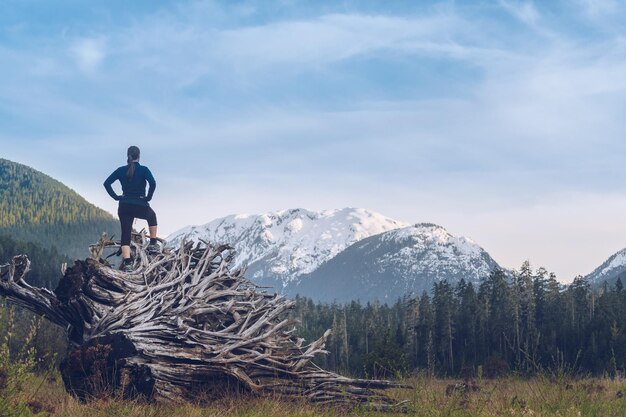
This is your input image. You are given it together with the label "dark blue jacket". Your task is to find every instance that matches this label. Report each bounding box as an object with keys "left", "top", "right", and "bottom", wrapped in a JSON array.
[{"left": 103, "top": 163, "right": 156, "bottom": 207}]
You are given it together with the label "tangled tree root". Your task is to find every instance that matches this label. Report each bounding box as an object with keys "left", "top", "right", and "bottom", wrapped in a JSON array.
[{"left": 0, "top": 233, "right": 408, "bottom": 410}]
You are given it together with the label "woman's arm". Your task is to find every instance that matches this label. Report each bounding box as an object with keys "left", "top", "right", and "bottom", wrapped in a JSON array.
[
  {"left": 103, "top": 169, "right": 122, "bottom": 200},
  {"left": 144, "top": 167, "right": 156, "bottom": 201}
]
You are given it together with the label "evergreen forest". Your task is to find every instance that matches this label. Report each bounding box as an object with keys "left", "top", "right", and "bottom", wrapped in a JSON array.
[
  {"left": 292, "top": 262, "right": 626, "bottom": 380},
  {"left": 0, "top": 234, "right": 69, "bottom": 288}
]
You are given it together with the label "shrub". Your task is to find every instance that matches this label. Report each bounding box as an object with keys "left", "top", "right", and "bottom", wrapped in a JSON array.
[
  {"left": 0, "top": 303, "right": 51, "bottom": 417},
  {"left": 482, "top": 355, "right": 510, "bottom": 379}
]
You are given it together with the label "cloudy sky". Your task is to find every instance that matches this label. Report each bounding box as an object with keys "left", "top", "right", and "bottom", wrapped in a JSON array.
[{"left": 2, "top": 0, "right": 626, "bottom": 281}]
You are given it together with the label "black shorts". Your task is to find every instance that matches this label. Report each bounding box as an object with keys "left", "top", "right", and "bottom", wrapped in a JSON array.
[{"left": 118, "top": 203, "right": 158, "bottom": 246}]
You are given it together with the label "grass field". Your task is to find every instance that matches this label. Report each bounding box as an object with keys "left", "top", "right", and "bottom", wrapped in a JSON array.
[{"left": 3, "top": 372, "right": 626, "bottom": 417}]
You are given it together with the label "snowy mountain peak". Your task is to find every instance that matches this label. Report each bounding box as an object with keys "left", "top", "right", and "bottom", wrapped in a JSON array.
[
  {"left": 414, "top": 222, "right": 446, "bottom": 229},
  {"left": 382, "top": 224, "right": 482, "bottom": 258},
  {"left": 166, "top": 208, "right": 409, "bottom": 287},
  {"left": 386, "top": 223, "right": 449, "bottom": 241}
]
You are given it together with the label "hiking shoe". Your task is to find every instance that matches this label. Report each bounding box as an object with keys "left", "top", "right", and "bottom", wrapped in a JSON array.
[
  {"left": 147, "top": 243, "right": 160, "bottom": 255},
  {"left": 122, "top": 261, "right": 133, "bottom": 273}
]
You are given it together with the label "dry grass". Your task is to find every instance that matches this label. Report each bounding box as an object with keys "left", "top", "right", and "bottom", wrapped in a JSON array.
[{"left": 5, "top": 373, "right": 626, "bottom": 417}]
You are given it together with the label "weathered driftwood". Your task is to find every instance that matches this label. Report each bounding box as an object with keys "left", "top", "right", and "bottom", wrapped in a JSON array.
[{"left": 0, "top": 232, "right": 407, "bottom": 409}]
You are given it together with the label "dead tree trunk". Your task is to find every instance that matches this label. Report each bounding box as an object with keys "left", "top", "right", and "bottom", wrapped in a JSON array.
[{"left": 0, "top": 233, "right": 407, "bottom": 409}]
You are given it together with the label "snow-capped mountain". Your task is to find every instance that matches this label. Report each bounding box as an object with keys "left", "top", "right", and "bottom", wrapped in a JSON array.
[
  {"left": 166, "top": 208, "right": 409, "bottom": 289},
  {"left": 289, "top": 223, "right": 502, "bottom": 302},
  {"left": 585, "top": 247, "right": 626, "bottom": 286}
]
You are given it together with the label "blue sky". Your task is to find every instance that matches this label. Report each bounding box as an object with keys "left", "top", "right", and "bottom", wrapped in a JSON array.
[{"left": 2, "top": 0, "right": 626, "bottom": 281}]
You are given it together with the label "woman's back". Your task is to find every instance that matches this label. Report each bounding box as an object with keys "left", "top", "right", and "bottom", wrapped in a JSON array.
[{"left": 105, "top": 162, "right": 155, "bottom": 206}]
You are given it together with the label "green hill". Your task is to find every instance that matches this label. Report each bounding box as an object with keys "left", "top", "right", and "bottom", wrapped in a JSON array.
[{"left": 0, "top": 158, "right": 119, "bottom": 260}]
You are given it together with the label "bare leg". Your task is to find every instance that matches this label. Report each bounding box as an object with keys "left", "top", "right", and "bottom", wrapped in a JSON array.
[
  {"left": 122, "top": 245, "right": 131, "bottom": 259},
  {"left": 149, "top": 226, "right": 158, "bottom": 239}
]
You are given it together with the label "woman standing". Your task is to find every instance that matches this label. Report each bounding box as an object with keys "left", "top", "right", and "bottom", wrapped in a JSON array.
[{"left": 103, "top": 146, "right": 159, "bottom": 272}]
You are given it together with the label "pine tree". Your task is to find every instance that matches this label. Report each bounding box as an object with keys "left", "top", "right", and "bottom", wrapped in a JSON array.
[
  {"left": 455, "top": 279, "right": 478, "bottom": 373},
  {"left": 433, "top": 280, "right": 455, "bottom": 373}
]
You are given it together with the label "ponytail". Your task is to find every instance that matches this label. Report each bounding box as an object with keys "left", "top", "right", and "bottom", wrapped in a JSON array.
[{"left": 126, "top": 146, "right": 140, "bottom": 179}]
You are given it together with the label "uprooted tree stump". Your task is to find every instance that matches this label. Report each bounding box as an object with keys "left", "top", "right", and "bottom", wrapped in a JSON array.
[{"left": 0, "top": 233, "right": 407, "bottom": 410}]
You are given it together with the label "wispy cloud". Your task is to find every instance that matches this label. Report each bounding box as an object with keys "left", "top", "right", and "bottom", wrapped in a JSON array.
[
  {"left": 105, "top": 10, "right": 484, "bottom": 90},
  {"left": 69, "top": 38, "right": 107, "bottom": 72},
  {"left": 2, "top": 0, "right": 626, "bottom": 280},
  {"left": 577, "top": 0, "right": 620, "bottom": 18},
  {"left": 498, "top": 0, "right": 540, "bottom": 25}
]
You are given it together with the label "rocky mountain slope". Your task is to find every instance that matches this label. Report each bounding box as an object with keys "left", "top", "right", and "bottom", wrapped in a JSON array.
[
  {"left": 289, "top": 223, "right": 502, "bottom": 302},
  {"left": 585, "top": 247, "right": 626, "bottom": 287}
]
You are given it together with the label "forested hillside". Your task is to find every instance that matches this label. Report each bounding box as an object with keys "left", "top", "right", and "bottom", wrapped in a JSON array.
[
  {"left": 292, "top": 262, "right": 626, "bottom": 379},
  {"left": 0, "top": 159, "right": 118, "bottom": 259}
]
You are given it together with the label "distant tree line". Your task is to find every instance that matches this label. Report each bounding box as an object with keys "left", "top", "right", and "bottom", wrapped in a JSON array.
[
  {"left": 0, "top": 234, "right": 69, "bottom": 367},
  {"left": 0, "top": 235, "right": 68, "bottom": 288},
  {"left": 291, "top": 262, "right": 626, "bottom": 379}
]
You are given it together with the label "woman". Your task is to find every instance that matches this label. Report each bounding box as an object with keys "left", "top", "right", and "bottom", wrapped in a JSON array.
[{"left": 103, "top": 146, "right": 159, "bottom": 272}]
